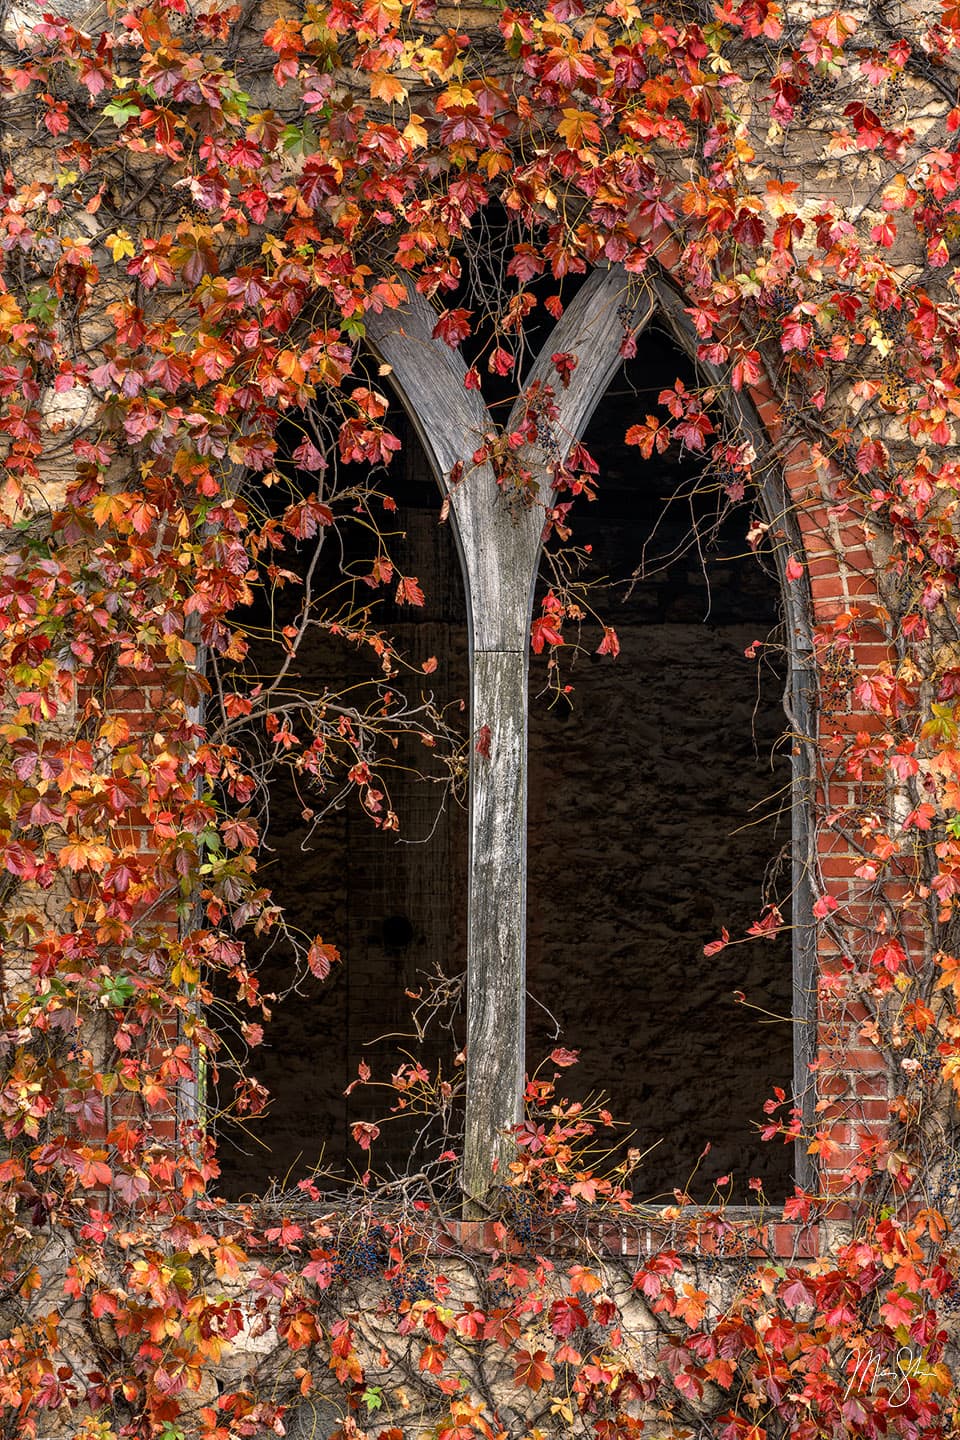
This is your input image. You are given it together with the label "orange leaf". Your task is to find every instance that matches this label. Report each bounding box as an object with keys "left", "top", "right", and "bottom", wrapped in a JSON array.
[
  {"left": 419, "top": 1343, "right": 445, "bottom": 1374},
  {"left": 513, "top": 1348, "right": 554, "bottom": 1392}
]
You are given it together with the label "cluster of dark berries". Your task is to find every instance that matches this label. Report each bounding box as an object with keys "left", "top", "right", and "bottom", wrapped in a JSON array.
[
  {"left": 875, "top": 307, "right": 906, "bottom": 342},
  {"left": 929, "top": 1151, "right": 960, "bottom": 1211},
  {"left": 388, "top": 1262, "right": 432, "bottom": 1311},
  {"left": 536, "top": 418, "right": 561, "bottom": 460},
  {"left": 713, "top": 463, "right": 746, "bottom": 500},
  {"left": 701, "top": 1246, "right": 755, "bottom": 1288},
  {"left": 878, "top": 70, "right": 905, "bottom": 125},
  {"left": 501, "top": 1188, "right": 546, "bottom": 1246},
  {"left": 763, "top": 285, "right": 796, "bottom": 321},
  {"left": 941, "top": 1279, "right": 960, "bottom": 1314},
  {"left": 483, "top": 1278, "right": 511, "bottom": 1310},
  {"left": 795, "top": 73, "right": 834, "bottom": 120},
  {"left": 332, "top": 1224, "right": 390, "bottom": 1282}
]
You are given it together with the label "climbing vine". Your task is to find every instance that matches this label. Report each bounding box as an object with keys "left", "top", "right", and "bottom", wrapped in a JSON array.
[{"left": 2, "top": 0, "right": 960, "bottom": 1434}]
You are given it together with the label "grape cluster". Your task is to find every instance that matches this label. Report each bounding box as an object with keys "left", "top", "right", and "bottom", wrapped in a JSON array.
[
  {"left": 732, "top": 1256, "right": 758, "bottom": 1289},
  {"left": 763, "top": 285, "right": 796, "bottom": 321},
  {"left": 389, "top": 1262, "right": 432, "bottom": 1312},
  {"left": 713, "top": 463, "right": 746, "bottom": 500},
  {"left": 701, "top": 1249, "right": 755, "bottom": 1289},
  {"left": 333, "top": 1224, "right": 389, "bottom": 1283},
  {"left": 928, "top": 1150, "right": 960, "bottom": 1211},
  {"left": 876, "top": 307, "right": 906, "bottom": 343},
  {"left": 795, "top": 73, "right": 834, "bottom": 121},
  {"left": 936, "top": 1162, "right": 960, "bottom": 1315},
  {"left": 878, "top": 71, "right": 905, "bottom": 126},
  {"left": 536, "top": 418, "right": 561, "bottom": 462},
  {"left": 500, "top": 1188, "right": 546, "bottom": 1247},
  {"left": 821, "top": 646, "right": 858, "bottom": 718},
  {"left": 940, "top": 1279, "right": 960, "bottom": 1315},
  {"left": 483, "top": 1278, "right": 511, "bottom": 1310}
]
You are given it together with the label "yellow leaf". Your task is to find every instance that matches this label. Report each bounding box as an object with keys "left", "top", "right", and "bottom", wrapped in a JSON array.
[
  {"left": 105, "top": 230, "right": 136, "bottom": 262},
  {"left": 479, "top": 150, "right": 512, "bottom": 179},
  {"left": 403, "top": 114, "right": 428, "bottom": 149},
  {"left": 59, "top": 840, "right": 113, "bottom": 872},
  {"left": 437, "top": 82, "right": 478, "bottom": 111},
  {"left": 881, "top": 173, "right": 913, "bottom": 212},
  {"left": 98, "top": 715, "right": 130, "bottom": 748},
  {"left": 91, "top": 492, "right": 130, "bottom": 528},
  {"left": 276, "top": 349, "right": 305, "bottom": 382},
  {"left": 0, "top": 294, "right": 23, "bottom": 331}
]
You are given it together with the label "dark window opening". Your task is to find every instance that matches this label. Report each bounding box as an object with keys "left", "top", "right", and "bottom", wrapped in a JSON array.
[
  {"left": 212, "top": 321, "right": 799, "bottom": 1208},
  {"left": 527, "top": 326, "right": 795, "bottom": 1204},
  {"left": 214, "top": 417, "right": 469, "bottom": 1200}
]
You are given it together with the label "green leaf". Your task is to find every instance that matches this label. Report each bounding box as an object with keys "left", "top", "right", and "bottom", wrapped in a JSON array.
[
  {"left": 100, "top": 974, "right": 135, "bottom": 1007},
  {"left": 281, "top": 119, "right": 319, "bottom": 156},
  {"left": 27, "top": 289, "right": 57, "bottom": 325},
  {"left": 103, "top": 97, "right": 142, "bottom": 127}
]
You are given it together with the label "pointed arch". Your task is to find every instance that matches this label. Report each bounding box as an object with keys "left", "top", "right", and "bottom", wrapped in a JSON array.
[{"left": 366, "top": 265, "right": 816, "bottom": 1206}]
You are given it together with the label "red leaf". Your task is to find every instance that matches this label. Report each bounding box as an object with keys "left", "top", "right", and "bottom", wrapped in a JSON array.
[
  {"left": 396, "top": 575, "right": 425, "bottom": 606},
  {"left": 419, "top": 1342, "right": 445, "bottom": 1373},
  {"left": 550, "top": 1046, "right": 579, "bottom": 1067},
  {"left": 747, "top": 905, "right": 783, "bottom": 940},
  {"left": 488, "top": 346, "right": 514, "bottom": 377},
  {"left": 781, "top": 1276, "right": 814, "bottom": 1308},
  {"left": 531, "top": 616, "right": 564, "bottom": 654},
  {"left": 551, "top": 350, "right": 578, "bottom": 388},
  {"left": 549, "top": 1296, "right": 587, "bottom": 1337},
  {"left": 871, "top": 939, "right": 906, "bottom": 975},
  {"left": 351, "top": 1121, "right": 380, "bottom": 1151},
  {"left": 432, "top": 309, "right": 473, "bottom": 347},
  {"left": 880, "top": 1288, "right": 916, "bottom": 1328},
  {"left": 596, "top": 627, "right": 620, "bottom": 658},
  {"left": 625, "top": 417, "right": 669, "bottom": 457},
  {"left": 307, "top": 938, "right": 340, "bottom": 980}
]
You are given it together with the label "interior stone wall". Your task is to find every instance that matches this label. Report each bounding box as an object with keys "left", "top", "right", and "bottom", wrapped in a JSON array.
[
  {"left": 527, "top": 334, "right": 793, "bottom": 1202},
  {"left": 216, "top": 328, "right": 794, "bottom": 1204},
  {"left": 214, "top": 445, "right": 469, "bottom": 1197}
]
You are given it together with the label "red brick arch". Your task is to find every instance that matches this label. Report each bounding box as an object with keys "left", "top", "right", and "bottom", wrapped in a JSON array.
[{"left": 642, "top": 239, "right": 893, "bottom": 1208}]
